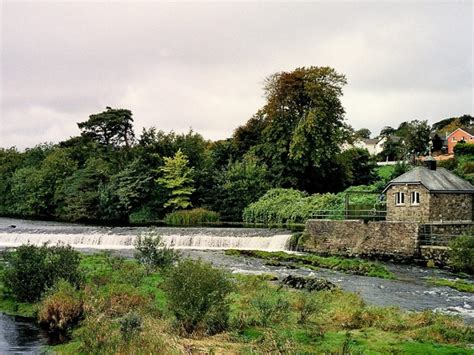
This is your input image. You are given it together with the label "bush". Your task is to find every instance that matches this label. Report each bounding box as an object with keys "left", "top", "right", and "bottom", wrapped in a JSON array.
[
  {"left": 448, "top": 236, "right": 474, "bottom": 274},
  {"left": 134, "top": 232, "right": 180, "bottom": 273},
  {"left": 38, "top": 279, "right": 83, "bottom": 332},
  {"left": 164, "top": 259, "right": 232, "bottom": 335},
  {"left": 2, "top": 243, "right": 82, "bottom": 302},
  {"left": 454, "top": 142, "right": 474, "bottom": 156},
  {"left": 164, "top": 208, "right": 219, "bottom": 225},
  {"left": 243, "top": 188, "right": 344, "bottom": 224},
  {"left": 120, "top": 312, "right": 143, "bottom": 342}
]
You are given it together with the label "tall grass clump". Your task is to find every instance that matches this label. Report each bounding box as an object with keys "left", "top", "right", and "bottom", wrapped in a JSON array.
[
  {"left": 38, "top": 279, "right": 83, "bottom": 332},
  {"left": 164, "top": 208, "right": 219, "bottom": 225}
]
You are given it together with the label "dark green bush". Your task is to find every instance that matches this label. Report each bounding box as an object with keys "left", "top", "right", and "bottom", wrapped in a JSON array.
[
  {"left": 448, "top": 236, "right": 474, "bottom": 274},
  {"left": 120, "top": 312, "right": 143, "bottom": 342},
  {"left": 454, "top": 142, "right": 474, "bottom": 156},
  {"left": 2, "top": 243, "right": 82, "bottom": 302},
  {"left": 164, "top": 208, "right": 219, "bottom": 225},
  {"left": 164, "top": 259, "right": 232, "bottom": 335},
  {"left": 134, "top": 232, "right": 180, "bottom": 273}
]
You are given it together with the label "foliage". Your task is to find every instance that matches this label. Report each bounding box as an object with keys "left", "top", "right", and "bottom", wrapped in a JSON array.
[
  {"left": 164, "top": 208, "right": 219, "bottom": 225},
  {"left": 211, "top": 155, "right": 272, "bottom": 221},
  {"left": 454, "top": 142, "right": 474, "bottom": 156},
  {"left": 156, "top": 149, "right": 195, "bottom": 210},
  {"left": 389, "top": 161, "right": 411, "bottom": 180},
  {"left": 243, "top": 188, "right": 344, "bottom": 224},
  {"left": 242, "top": 66, "right": 348, "bottom": 193},
  {"left": 77, "top": 107, "right": 135, "bottom": 148},
  {"left": 38, "top": 279, "right": 83, "bottom": 332},
  {"left": 2, "top": 244, "right": 82, "bottom": 302},
  {"left": 120, "top": 312, "right": 143, "bottom": 342},
  {"left": 225, "top": 250, "right": 394, "bottom": 279},
  {"left": 134, "top": 232, "right": 180, "bottom": 273},
  {"left": 354, "top": 128, "right": 371, "bottom": 139},
  {"left": 1, "top": 252, "right": 473, "bottom": 353},
  {"left": 448, "top": 236, "right": 474, "bottom": 274},
  {"left": 163, "top": 259, "right": 232, "bottom": 335},
  {"left": 338, "top": 148, "right": 377, "bottom": 187}
]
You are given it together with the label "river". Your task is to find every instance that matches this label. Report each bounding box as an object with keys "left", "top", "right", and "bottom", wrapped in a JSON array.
[{"left": 0, "top": 217, "right": 473, "bottom": 352}]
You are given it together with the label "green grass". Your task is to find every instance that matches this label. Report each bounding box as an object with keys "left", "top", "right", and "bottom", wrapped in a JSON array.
[
  {"left": 427, "top": 277, "right": 474, "bottom": 293},
  {"left": 225, "top": 250, "right": 395, "bottom": 279},
  {"left": 1, "top": 251, "right": 473, "bottom": 354}
]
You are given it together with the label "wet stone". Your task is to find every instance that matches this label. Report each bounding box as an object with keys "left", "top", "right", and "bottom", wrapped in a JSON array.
[{"left": 281, "top": 274, "right": 337, "bottom": 292}]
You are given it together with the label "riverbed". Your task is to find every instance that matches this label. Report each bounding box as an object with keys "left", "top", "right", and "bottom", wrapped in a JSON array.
[{"left": 0, "top": 217, "right": 473, "bottom": 351}]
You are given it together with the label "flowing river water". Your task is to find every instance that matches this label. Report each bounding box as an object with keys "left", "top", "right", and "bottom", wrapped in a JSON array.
[{"left": 0, "top": 217, "right": 473, "bottom": 352}]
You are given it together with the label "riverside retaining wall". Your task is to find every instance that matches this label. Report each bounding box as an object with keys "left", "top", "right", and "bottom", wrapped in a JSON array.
[
  {"left": 303, "top": 219, "right": 420, "bottom": 262},
  {"left": 304, "top": 219, "right": 474, "bottom": 264}
]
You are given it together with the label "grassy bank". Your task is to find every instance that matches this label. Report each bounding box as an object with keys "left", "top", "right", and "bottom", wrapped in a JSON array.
[
  {"left": 427, "top": 277, "right": 474, "bottom": 293},
  {"left": 1, "top": 252, "right": 473, "bottom": 353},
  {"left": 225, "top": 250, "right": 395, "bottom": 279}
]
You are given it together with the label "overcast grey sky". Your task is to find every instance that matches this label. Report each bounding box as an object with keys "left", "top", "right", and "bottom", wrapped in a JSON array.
[{"left": 1, "top": 1, "right": 472, "bottom": 149}]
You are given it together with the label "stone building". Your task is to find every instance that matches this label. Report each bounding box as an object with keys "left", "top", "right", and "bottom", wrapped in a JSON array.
[{"left": 383, "top": 159, "right": 474, "bottom": 223}]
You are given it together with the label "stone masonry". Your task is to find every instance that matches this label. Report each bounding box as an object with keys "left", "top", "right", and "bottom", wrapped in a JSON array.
[
  {"left": 385, "top": 184, "right": 430, "bottom": 222},
  {"left": 304, "top": 219, "right": 420, "bottom": 261}
]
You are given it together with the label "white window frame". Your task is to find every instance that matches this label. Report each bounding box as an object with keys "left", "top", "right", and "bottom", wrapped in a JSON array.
[
  {"left": 395, "top": 192, "right": 405, "bottom": 206},
  {"left": 411, "top": 191, "right": 420, "bottom": 206},
  {"left": 452, "top": 137, "right": 457, "bottom": 142}
]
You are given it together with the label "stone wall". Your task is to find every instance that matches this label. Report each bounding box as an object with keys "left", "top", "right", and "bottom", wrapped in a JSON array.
[
  {"left": 385, "top": 185, "right": 430, "bottom": 222},
  {"left": 429, "top": 193, "right": 472, "bottom": 222},
  {"left": 419, "top": 246, "right": 450, "bottom": 266},
  {"left": 304, "top": 219, "right": 420, "bottom": 261}
]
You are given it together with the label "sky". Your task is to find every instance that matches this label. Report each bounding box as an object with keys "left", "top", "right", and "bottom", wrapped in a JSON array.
[{"left": 1, "top": 1, "right": 473, "bottom": 149}]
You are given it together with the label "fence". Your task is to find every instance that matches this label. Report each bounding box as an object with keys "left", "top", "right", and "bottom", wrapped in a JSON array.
[
  {"left": 418, "top": 223, "right": 473, "bottom": 246},
  {"left": 308, "top": 208, "right": 387, "bottom": 222}
]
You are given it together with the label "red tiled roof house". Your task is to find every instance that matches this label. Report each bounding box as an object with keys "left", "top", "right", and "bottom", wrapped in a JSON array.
[{"left": 447, "top": 128, "right": 474, "bottom": 154}]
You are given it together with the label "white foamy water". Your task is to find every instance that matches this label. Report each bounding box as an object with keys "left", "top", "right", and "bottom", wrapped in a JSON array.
[{"left": 0, "top": 232, "right": 291, "bottom": 251}]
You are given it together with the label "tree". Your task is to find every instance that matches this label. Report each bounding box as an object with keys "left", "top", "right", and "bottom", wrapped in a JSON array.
[
  {"left": 253, "top": 66, "right": 348, "bottom": 192},
  {"left": 157, "top": 149, "right": 195, "bottom": 210},
  {"left": 354, "top": 128, "right": 371, "bottom": 140},
  {"left": 402, "top": 120, "right": 431, "bottom": 159},
  {"left": 432, "top": 134, "right": 444, "bottom": 152},
  {"left": 212, "top": 155, "right": 272, "bottom": 221},
  {"left": 77, "top": 107, "right": 135, "bottom": 148},
  {"left": 379, "top": 126, "right": 396, "bottom": 138},
  {"left": 338, "top": 148, "right": 377, "bottom": 187}
]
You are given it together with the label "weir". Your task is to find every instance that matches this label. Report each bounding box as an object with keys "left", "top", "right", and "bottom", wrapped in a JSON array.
[{"left": 0, "top": 227, "right": 292, "bottom": 251}]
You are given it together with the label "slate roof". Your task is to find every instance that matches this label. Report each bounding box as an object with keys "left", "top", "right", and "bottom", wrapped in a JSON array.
[{"left": 383, "top": 167, "right": 474, "bottom": 193}]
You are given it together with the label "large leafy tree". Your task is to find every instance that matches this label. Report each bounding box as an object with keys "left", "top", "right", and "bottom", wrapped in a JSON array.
[
  {"left": 212, "top": 155, "right": 272, "bottom": 221},
  {"left": 157, "top": 149, "right": 195, "bottom": 210},
  {"left": 77, "top": 107, "right": 135, "bottom": 148},
  {"left": 253, "top": 66, "right": 348, "bottom": 192}
]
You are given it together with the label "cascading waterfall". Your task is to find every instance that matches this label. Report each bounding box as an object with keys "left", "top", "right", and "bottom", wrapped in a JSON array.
[{"left": 0, "top": 227, "right": 292, "bottom": 251}]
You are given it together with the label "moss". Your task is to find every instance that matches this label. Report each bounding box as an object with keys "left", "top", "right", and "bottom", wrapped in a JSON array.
[
  {"left": 427, "top": 277, "right": 474, "bottom": 293},
  {"left": 225, "top": 249, "right": 395, "bottom": 279}
]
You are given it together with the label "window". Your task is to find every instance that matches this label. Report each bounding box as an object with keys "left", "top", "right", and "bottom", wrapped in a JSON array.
[
  {"left": 411, "top": 191, "right": 420, "bottom": 205},
  {"left": 395, "top": 192, "right": 405, "bottom": 205},
  {"left": 452, "top": 137, "right": 457, "bottom": 142}
]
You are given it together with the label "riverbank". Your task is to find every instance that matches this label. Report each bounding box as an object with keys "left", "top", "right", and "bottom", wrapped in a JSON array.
[{"left": 1, "top": 252, "right": 473, "bottom": 354}]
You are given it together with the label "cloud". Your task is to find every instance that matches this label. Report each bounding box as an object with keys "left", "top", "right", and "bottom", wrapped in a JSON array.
[{"left": 1, "top": 1, "right": 472, "bottom": 149}]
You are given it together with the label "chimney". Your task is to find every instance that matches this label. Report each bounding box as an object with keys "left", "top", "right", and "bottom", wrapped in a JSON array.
[{"left": 425, "top": 156, "right": 437, "bottom": 171}]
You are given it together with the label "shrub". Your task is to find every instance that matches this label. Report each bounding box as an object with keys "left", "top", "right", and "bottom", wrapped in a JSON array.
[
  {"left": 38, "top": 279, "right": 83, "bottom": 332},
  {"left": 2, "top": 243, "right": 82, "bottom": 302},
  {"left": 251, "top": 288, "right": 290, "bottom": 326},
  {"left": 134, "top": 232, "right": 180, "bottom": 273},
  {"left": 164, "top": 259, "right": 232, "bottom": 335},
  {"left": 164, "top": 208, "right": 219, "bottom": 225},
  {"left": 454, "top": 142, "right": 474, "bottom": 156},
  {"left": 120, "top": 312, "right": 143, "bottom": 342},
  {"left": 448, "top": 236, "right": 474, "bottom": 274}
]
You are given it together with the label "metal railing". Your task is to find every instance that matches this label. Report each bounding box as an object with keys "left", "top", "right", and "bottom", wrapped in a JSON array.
[{"left": 308, "top": 209, "right": 387, "bottom": 221}]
